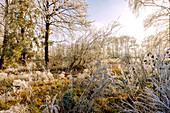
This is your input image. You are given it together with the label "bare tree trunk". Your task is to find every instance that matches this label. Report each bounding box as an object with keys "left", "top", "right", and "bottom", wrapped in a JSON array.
[
  {"left": 115, "top": 38, "right": 118, "bottom": 58},
  {"left": 112, "top": 42, "right": 114, "bottom": 58},
  {"left": 45, "top": 22, "right": 50, "bottom": 68},
  {"left": 45, "top": 0, "right": 50, "bottom": 68},
  {"left": 21, "top": 27, "right": 27, "bottom": 66},
  {"left": 0, "top": 0, "right": 9, "bottom": 69}
]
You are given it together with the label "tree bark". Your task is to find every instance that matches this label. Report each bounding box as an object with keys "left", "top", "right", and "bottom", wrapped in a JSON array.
[
  {"left": 21, "top": 27, "right": 27, "bottom": 66},
  {"left": 0, "top": 0, "right": 9, "bottom": 69},
  {"left": 45, "top": 22, "right": 50, "bottom": 68},
  {"left": 45, "top": 0, "right": 50, "bottom": 68}
]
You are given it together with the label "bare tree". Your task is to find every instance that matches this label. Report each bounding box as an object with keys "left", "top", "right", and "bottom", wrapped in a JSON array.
[
  {"left": 37, "top": 0, "right": 91, "bottom": 68},
  {"left": 0, "top": 0, "right": 9, "bottom": 69},
  {"left": 49, "top": 21, "right": 120, "bottom": 70},
  {"left": 125, "top": 0, "right": 169, "bottom": 52},
  {"left": 0, "top": 0, "right": 38, "bottom": 69}
]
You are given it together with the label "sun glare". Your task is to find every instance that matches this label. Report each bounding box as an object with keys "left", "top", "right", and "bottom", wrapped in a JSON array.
[{"left": 90, "top": 3, "right": 159, "bottom": 44}]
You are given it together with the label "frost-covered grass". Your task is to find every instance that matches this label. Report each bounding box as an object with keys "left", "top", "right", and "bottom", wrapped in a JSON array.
[
  {"left": 0, "top": 49, "right": 169, "bottom": 113},
  {"left": 115, "top": 49, "right": 170, "bottom": 113}
]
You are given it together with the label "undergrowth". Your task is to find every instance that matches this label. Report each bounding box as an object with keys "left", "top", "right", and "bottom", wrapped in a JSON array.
[{"left": 0, "top": 49, "right": 169, "bottom": 113}]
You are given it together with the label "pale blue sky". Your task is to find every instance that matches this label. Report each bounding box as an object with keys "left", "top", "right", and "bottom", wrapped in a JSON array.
[
  {"left": 86, "top": 0, "right": 125, "bottom": 22},
  {"left": 86, "top": 0, "right": 156, "bottom": 44}
]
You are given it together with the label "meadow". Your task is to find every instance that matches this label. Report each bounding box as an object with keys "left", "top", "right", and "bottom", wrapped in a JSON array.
[{"left": 0, "top": 49, "right": 169, "bottom": 113}]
